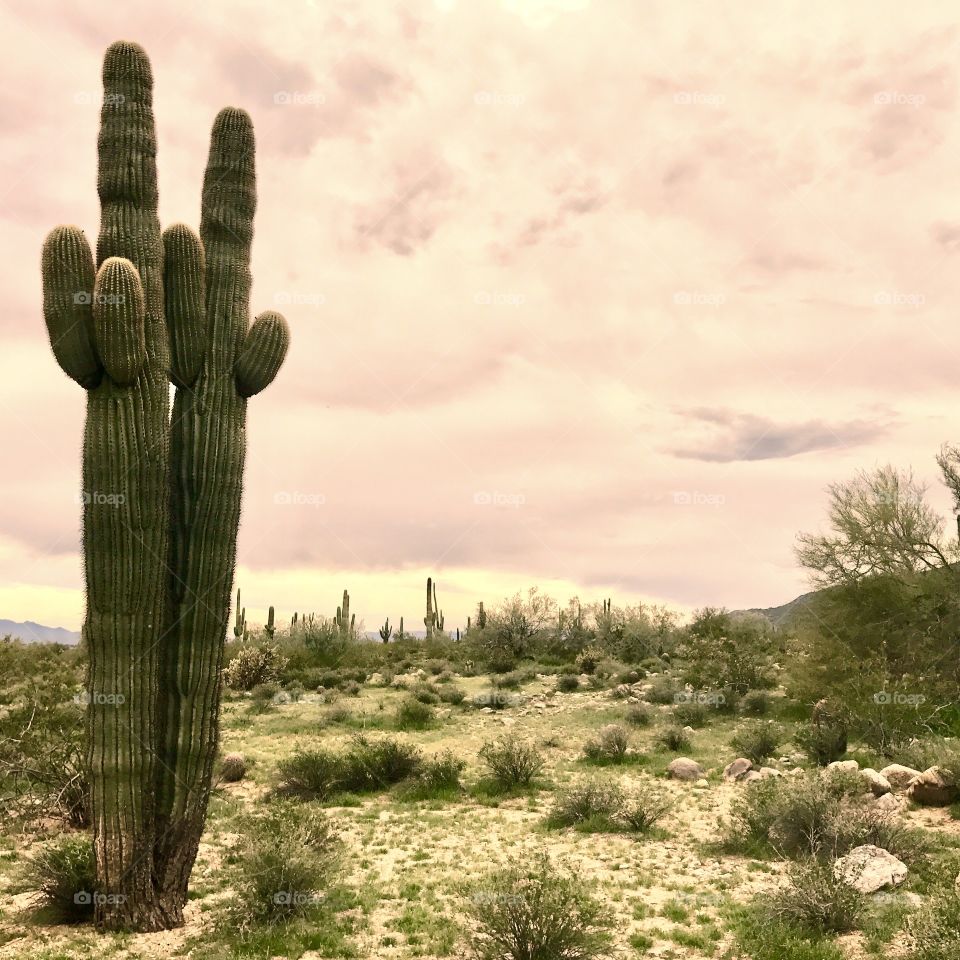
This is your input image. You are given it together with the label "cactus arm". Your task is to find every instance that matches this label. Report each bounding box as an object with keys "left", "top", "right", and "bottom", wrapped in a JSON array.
[
  {"left": 92, "top": 257, "right": 147, "bottom": 386},
  {"left": 162, "top": 223, "right": 206, "bottom": 388},
  {"left": 40, "top": 226, "right": 102, "bottom": 388},
  {"left": 234, "top": 310, "right": 290, "bottom": 397}
]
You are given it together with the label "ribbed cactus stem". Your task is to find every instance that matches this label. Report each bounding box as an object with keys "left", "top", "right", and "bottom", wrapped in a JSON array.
[
  {"left": 425, "top": 576, "right": 435, "bottom": 639},
  {"left": 265, "top": 605, "right": 275, "bottom": 639}
]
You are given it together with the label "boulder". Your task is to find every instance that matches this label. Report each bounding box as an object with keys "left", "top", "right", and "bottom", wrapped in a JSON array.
[
  {"left": 723, "top": 758, "right": 754, "bottom": 781},
  {"left": 879, "top": 764, "right": 922, "bottom": 792},
  {"left": 906, "top": 766, "right": 959, "bottom": 807},
  {"left": 667, "top": 757, "right": 705, "bottom": 781},
  {"left": 826, "top": 759, "right": 859, "bottom": 776},
  {"left": 757, "top": 767, "right": 782, "bottom": 779},
  {"left": 367, "top": 672, "right": 385, "bottom": 686},
  {"left": 860, "top": 768, "right": 892, "bottom": 797},
  {"left": 875, "top": 793, "right": 902, "bottom": 814},
  {"left": 834, "top": 844, "right": 908, "bottom": 894}
]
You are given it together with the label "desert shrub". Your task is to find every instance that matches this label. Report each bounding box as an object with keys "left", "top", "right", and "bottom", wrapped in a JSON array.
[
  {"left": 908, "top": 890, "right": 960, "bottom": 960},
  {"left": 672, "top": 701, "right": 708, "bottom": 728},
  {"left": 423, "top": 659, "right": 452, "bottom": 676},
  {"left": 249, "top": 681, "right": 281, "bottom": 713},
  {"left": 616, "top": 668, "right": 644, "bottom": 684},
  {"left": 645, "top": 676, "right": 680, "bottom": 704},
  {"left": 575, "top": 644, "right": 604, "bottom": 675},
  {"left": 795, "top": 718, "right": 848, "bottom": 766},
  {"left": 465, "top": 853, "right": 612, "bottom": 960},
  {"left": 468, "top": 588, "right": 555, "bottom": 665},
  {"left": 224, "top": 642, "right": 288, "bottom": 691},
  {"left": 546, "top": 778, "right": 624, "bottom": 830},
  {"left": 619, "top": 778, "right": 672, "bottom": 834},
  {"left": 891, "top": 737, "right": 960, "bottom": 776},
  {"left": 233, "top": 802, "right": 341, "bottom": 925},
  {"left": 277, "top": 748, "right": 344, "bottom": 800},
  {"left": 342, "top": 735, "right": 422, "bottom": 791},
  {"left": 741, "top": 689, "right": 772, "bottom": 716},
  {"left": 22, "top": 834, "right": 96, "bottom": 923},
  {"left": 582, "top": 724, "right": 631, "bottom": 765},
  {"left": 731, "top": 906, "right": 846, "bottom": 960},
  {"left": 284, "top": 680, "right": 305, "bottom": 703},
  {"left": 395, "top": 698, "right": 435, "bottom": 731},
  {"left": 731, "top": 721, "right": 781, "bottom": 764},
  {"left": 412, "top": 684, "right": 440, "bottom": 704},
  {"left": 399, "top": 751, "right": 465, "bottom": 801},
  {"left": 0, "top": 671, "right": 88, "bottom": 827},
  {"left": 767, "top": 859, "right": 864, "bottom": 934},
  {"left": 220, "top": 753, "right": 247, "bottom": 783},
  {"left": 556, "top": 674, "right": 579, "bottom": 693},
  {"left": 299, "top": 617, "right": 349, "bottom": 664},
  {"left": 625, "top": 703, "right": 653, "bottom": 727},
  {"left": 478, "top": 735, "right": 544, "bottom": 791},
  {"left": 679, "top": 608, "right": 777, "bottom": 695},
  {"left": 655, "top": 726, "right": 691, "bottom": 752},
  {"left": 342, "top": 680, "right": 361, "bottom": 697},
  {"left": 439, "top": 686, "right": 466, "bottom": 705}
]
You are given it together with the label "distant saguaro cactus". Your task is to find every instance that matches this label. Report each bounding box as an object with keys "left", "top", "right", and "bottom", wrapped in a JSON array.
[
  {"left": 335, "top": 589, "right": 354, "bottom": 639},
  {"left": 42, "top": 41, "right": 289, "bottom": 930},
  {"left": 265, "top": 605, "right": 275, "bottom": 639},
  {"left": 233, "top": 589, "right": 247, "bottom": 640},
  {"left": 379, "top": 617, "right": 393, "bottom": 643},
  {"left": 424, "top": 577, "right": 436, "bottom": 639}
]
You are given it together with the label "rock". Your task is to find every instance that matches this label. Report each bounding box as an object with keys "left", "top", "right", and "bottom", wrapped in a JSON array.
[
  {"left": 367, "top": 672, "right": 385, "bottom": 686},
  {"left": 682, "top": 725, "right": 695, "bottom": 735},
  {"left": 860, "top": 768, "right": 892, "bottom": 797},
  {"left": 723, "top": 758, "right": 754, "bottom": 781},
  {"left": 694, "top": 779, "right": 710, "bottom": 789},
  {"left": 757, "top": 767, "right": 782, "bottom": 779},
  {"left": 741, "top": 771, "right": 764, "bottom": 784},
  {"left": 879, "top": 764, "right": 922, "bottom": 792},
  {"left": 220, "top": 753, "right": 246, "bottom": 783},
  {"left": 667, "top": 758, "right": 705, "bottom": 781},
  {"left": 826, "top": 760, "right": 859, "bottom": 776},
  {"left": 834, "top": 845, "right": 908, "bottom": 894},
  {"left": 906, "top": 766, "right": 958, "bottom": 807},
  {"left": 875, "top": 793, "right": 902, "bottom": 814}
]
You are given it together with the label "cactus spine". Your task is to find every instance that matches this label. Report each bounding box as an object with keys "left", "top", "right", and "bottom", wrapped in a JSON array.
[
  {"left": 379, "top": 617, "right": 392, "bottom": 643},
  {"left": 42, "top": 41, "right": 290, "bottom": 929}
]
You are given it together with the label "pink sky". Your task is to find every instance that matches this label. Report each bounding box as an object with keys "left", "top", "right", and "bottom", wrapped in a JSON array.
[{"left": 2, "top": 0, "right": 959, "bottom": 632}]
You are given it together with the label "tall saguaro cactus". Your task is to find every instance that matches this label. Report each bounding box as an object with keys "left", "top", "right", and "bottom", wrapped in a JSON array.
[
  {"left": 155, "top": 106, "right": 289, "bottom": 912},
  {"left": 42, "top": 42, "right": 170, "bottom": 930},
  {"left": 41, "top": 41, "right": 289, "bottom": 930}
]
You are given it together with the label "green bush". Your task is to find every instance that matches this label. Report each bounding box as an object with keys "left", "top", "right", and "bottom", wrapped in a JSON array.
[
  {"left": 465, "top": 853, "right": 613, "bottom": 960},
  {"left": 767, "top": 858, "right": 864, "bottom": 934},
  {"left": 439, "top": 686, "right": 466, "bottom": 705},
  {"left": 22, "top": 834, "right": 96, "bottom": 923},
  {"left": 655, "top": 726, "right": 691, "bottom": 752},
  {"left": 672, "top": 700, "right": 709, "bottom": 728},
  {"left": 908, "top": 890, "right": 960, "bottom": 960},
  {"left": 741, "top": 689, "right": 772, "bottom": 716},
  {"left": 399, "top": 751, "right": 465, "bottom": 801},
  {"left": 731, "top": 721, "right": 781, "bottom": 764},
  {"left": 224, "top": 642, "right": 288, "bottom": 691},
  {"left": 645, "top": 677, "right": 680, "bottom": 704},
  {"left": 795, "top": 720, "right": 848, "bottom": 767},
  {"left": 619, "top": 778, "right": 672, "bottom": 834},
  {"left": 277, "top": 748, "right": 344, "bottom": 799},
  {"left": 556, "top": 674, "right": 580, "bottom": 693},
  {"left": 546, "top": 778, "right": 624, "bottom": 830},
  {"left": 395, "top": 698, "right": 435, "bottom": 731},
  {"left": 582, "top": 724, "right": 631, "bottom": 765},
  {"left": 625, "top": 703, "right": 652, "bottom": 727},
  {"left": 478, "top": 735, "right": 544, "bottom": 792},
  {"left": 232, "top": 802, "right": 341, "bottom": 925}
]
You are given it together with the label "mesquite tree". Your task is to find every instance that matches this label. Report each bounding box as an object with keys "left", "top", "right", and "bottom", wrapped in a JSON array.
[{"left": 40, "top": 41, "right": 289, "bottom": 930}]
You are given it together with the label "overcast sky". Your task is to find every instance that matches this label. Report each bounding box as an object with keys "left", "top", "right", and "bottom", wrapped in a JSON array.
[{"left": 2, "top": 0, "right": 959, "bottom": 632}]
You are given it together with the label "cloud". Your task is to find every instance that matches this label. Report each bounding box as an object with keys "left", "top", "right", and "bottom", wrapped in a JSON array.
[{"left": 667, "top": 409, "right": 890, "bottom": 463}]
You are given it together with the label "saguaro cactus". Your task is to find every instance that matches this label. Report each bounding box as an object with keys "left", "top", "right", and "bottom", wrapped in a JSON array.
[
  {"left": 424, "top": 576, "right": 436, "bottom": 638},
  {"left": 265, "top": 605, "right": 276, "bottom": 639},
  {"left": 155, "top": 105, "right": 289, "bottom": 911},
  {"left": 334, "top": 589, "right": 353, "bottom": 639},
  {"left": 42, "top": 41, "right": 289, "bottom": 929},
  {"left": 379, "top": 617, "right": 393, "bottom": 643},
  {"left": 41, "top": 41, "right": 171, "bottom": 930}
]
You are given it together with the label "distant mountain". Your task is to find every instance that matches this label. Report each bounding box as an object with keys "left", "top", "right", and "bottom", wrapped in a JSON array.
[
  {"left": 0, "top": 620, "right": 81, "bottom": 645},
  {"left": 734, "top": 589, "right": 821, "bottom": 629}
]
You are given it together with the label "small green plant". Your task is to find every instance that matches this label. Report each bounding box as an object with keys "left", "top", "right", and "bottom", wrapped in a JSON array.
[
  {"left": 556, "top": 674, "right": 580, "bottom": 693},
  {"left": 655, "top": 725, "right": 691, "bottom": 752},
  {"left": 277, "top": 748, "right": 344, "bottom": 800},
  {"left": 478, "top": 735, "right": 545, "bottom": 792},
  {"left": 395, "top": 698, "right": 435, "bottom": 731},
  {"left": 731, "top": 721, "right": 781, "bottom": 765},
  {"left": 741, "top": 689, "right": 772, "bottom": 716},
  {"left": 439, "top": 686, "right": 466, "bottom": 705},
  {"left": 767, "top": 858, "right": 864, "bottom": 934},
  {"left": 224, "top": 643, "right": 288, "bottom": 691},
  {"left": 575, "top": 644, "right": 604, "bottom": 675},
  {"left": 465, "top": 853, "right": 613, "bottom": 960},
  {"left": 672, "top": 700, "right": 709, "bottom": 728},
  {"left": 644, "top": 676, "right": 680, "bottom": 704},
  {"left": 908, "top": 889, "right": 960, "bottom": 960},
  {"left": 22, "top": 834, "right": 96, "bottom": 923},
  {"left": 625, "top": 703, "right": 652, "bottom": 727},
  {"left": 399, "top": 751, "right": 465, "bottom": 801},
  {"left": 582, "top": 724, "right": 631, "bottom": 765},
  {"left": 619, "top": 779, "right": 672, "bottom": 834},
  {"left": 546, "top": 778, "right": 625, "bottom": 830}
]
